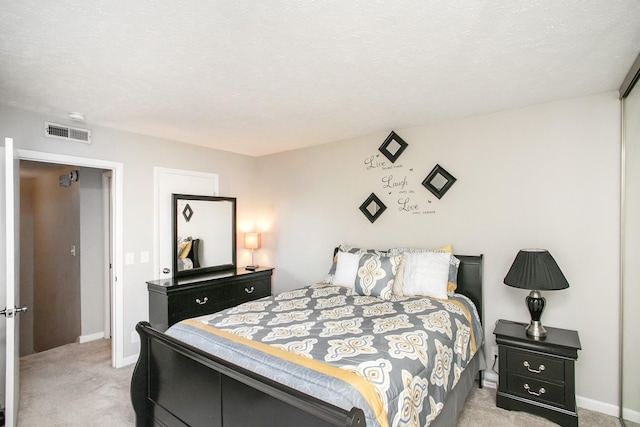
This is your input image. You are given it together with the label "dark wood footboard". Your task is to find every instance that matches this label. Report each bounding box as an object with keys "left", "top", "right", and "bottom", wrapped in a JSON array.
[{"left": 130, "top": 321, "right": 366, "bottom": 427}]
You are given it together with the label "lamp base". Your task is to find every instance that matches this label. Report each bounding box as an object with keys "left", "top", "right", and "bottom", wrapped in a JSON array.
[
  {"left": 525, "top": 290, "right": 547, "bottom": 339},
  {"left": 526, "top": 320, "right": 547, "bottom": 339},
  {"left": 245, "top": 265, "right": 258, "bottom": 271}
]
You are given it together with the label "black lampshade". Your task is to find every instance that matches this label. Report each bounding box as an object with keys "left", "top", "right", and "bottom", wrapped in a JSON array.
[
  {"left": 504, "top": 249, "right": 569, "bottom": 339},
  {"left": 504, "top": 249, "right": 569, "bottom": 291}
]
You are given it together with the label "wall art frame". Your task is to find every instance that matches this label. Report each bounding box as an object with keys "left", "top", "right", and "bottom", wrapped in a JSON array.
[
  {"left": 379, "top": 131, "right": 409, "bottom": 163},
  {"left": 422, "top": 164, "right": 457, "bottom": 199},
  {"left": 359, "top": 193, "right": 387, "bottom": 223}
]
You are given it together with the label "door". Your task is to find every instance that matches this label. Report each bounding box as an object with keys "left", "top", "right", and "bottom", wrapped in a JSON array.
[
  {"left": 154, "top": 168, "right": 219, "bottom": 279},
  {"left": 1, "top": 138, "right": 24, "bottom": 426}
]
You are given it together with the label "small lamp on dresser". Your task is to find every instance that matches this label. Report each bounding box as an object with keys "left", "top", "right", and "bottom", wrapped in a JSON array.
[
  {"left": 503, "top": 249, "right": 569, "bottom": 339},
  {"left": 244, "top": 232, "right": 261, "bottom": 271}
]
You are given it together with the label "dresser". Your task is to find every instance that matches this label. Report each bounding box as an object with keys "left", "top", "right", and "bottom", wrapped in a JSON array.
[
  {"left": 493, "top": 319, "right": 581, "bottom": 427},
  {"left": 147, "top": 267, "right": 273, "bottom": 332}
]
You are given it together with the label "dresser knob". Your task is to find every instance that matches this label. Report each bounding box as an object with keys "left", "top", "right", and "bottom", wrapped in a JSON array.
[
  {"left": 523, "top": 383, "right": 545, "bottom": 396},
  {"left": 244, "top": 286, "right": 255, "bottom": 294},
  {"left": 523, "top": 361, "right": 545, "bottom": 374},
  {"left": 195, "top": 297, "right": 208, "bottom": 305}
]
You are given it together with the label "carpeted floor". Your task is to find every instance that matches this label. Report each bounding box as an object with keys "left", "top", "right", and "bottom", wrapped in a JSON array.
[
  {"left": 17, "top": 339, "right": 623, "bottom": 426},
  {"left": 18, "top": 339, "right": 134, "bottom": 426}
]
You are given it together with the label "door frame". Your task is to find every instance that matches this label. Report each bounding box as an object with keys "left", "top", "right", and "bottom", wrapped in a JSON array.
[
  {"left": 16, "top": 149, "right": 125, "bottom": 368},
  {"left": 102, "top": 171, "right": 112, "bottom": 340}
]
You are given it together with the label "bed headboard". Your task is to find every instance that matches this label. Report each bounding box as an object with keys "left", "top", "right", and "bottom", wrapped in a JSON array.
[{"left": 455, "top": 254, "right": 484, "bottom": 326}]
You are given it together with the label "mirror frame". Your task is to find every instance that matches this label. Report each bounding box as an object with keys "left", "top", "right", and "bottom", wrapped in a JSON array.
[{"left": 172, "top": 194, "right": 237, "bottom": 277}]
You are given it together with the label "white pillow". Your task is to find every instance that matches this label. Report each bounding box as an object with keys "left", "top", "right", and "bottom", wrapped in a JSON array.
[
  {"left": 333, "top": 252, "right": 360, "bottom": 288},
  {"left": 402, "top": 252, "right": 451, "bottom": 299}
]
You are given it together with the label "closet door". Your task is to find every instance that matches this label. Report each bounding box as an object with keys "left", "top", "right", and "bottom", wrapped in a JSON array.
[{"left": 620, "top": 54, "right": 640, "bottom": 426}]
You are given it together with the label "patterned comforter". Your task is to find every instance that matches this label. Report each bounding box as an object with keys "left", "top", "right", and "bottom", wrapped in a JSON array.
[{"left": 166, "top": 283, "right": 483, "bottom": 427}]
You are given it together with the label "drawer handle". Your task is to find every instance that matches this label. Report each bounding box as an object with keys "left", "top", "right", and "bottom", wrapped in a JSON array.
[
  {"left": 244, "top": 286, "right": 255, "bottom": 294},
  {"left": 195, "top": 297, "right": 209, "bottom": 305},
  {"left": 523, "top": 361, "right": 545, "bottom": 374},
  {"left": 523, "top": 383, "right": 545, "bottom": 397}
]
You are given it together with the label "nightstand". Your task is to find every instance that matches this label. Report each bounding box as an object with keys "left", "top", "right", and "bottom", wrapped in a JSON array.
[{"left": 493, "top": 319, "right": 581, "bottom": 427}]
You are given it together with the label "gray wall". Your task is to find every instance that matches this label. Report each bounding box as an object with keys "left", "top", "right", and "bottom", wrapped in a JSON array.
[
  {"left": 255, "top": 92, "right": 621, "bottom": 413},
  {"left": 79, "top": 167, "right": 106, "bottom": 338},
  {"left": 0, "top": 103, "right": 258, "bottom": 368},
  {"left": 0, "top": 91, "right": 623, "bottom": 414}
]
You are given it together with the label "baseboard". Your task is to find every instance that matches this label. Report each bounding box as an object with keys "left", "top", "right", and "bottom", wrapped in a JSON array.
[
  {"left": 122, "top": 353, "right": 139, "bottom": 367},
  {"left": 576, "top": 395, "right": 619, "bottom": 418},
  {"left": 622, "top": 407, "right": 640, "bottom": 423},
  {"left": 483, "top": 370, "right": 498, "bottom": 388},
  {"left": 78, "top": 332, "right": 105, "bottom": 344}
]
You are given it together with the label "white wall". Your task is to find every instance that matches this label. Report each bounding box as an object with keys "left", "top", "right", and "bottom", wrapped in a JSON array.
[
  {"left": 0, "top": 105, "right": 259, "bottom": 362},
  {"left": 255, "top": 92, "right": 621, "bottom": 412}
]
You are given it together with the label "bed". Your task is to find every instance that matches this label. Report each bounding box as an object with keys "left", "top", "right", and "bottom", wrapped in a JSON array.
[{"left": 131, "top": 252, "right": 484, "bottom": 427}]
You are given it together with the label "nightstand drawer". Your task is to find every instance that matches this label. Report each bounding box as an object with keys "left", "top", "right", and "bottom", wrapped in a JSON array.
[
  {"left": 507, "top": 373, "right": 565, "bottom": 407},
  {"left": 506, "top": 349, "right": 565, "bottom": 381}
]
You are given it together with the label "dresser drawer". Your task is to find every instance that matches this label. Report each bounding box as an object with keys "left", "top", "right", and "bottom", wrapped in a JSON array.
[
  {"left": 506, "top": 349, "right": 565, "bottom": 382},
  {"left": 169, "top": 286, "right": 230, "bottom": 319},
  {"left": 507, "top": 373, "right": 565, "bottom": 407},
  {"left": 227, "top": 277, "right": 271, "bottom": 303}
]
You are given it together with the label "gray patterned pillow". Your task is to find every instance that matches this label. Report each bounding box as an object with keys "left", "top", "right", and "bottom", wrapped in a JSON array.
[
  {"left": 354, "top": 253, "right": 402, "bottom": 299},
  {"left": 324, "top": 244, "right": 387, "bottom": 284}
]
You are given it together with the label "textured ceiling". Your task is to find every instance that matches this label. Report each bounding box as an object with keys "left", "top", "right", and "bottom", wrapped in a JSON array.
[{"left": 1, "top": 1, "right": 640, "bottom": 156}]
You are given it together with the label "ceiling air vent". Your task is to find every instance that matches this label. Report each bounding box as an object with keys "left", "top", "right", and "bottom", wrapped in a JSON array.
[{"left": 44, "top": 122, "right": 92, "bottom": 144}]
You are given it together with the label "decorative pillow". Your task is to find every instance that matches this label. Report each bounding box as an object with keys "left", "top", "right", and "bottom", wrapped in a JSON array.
[
  {"left": 402, "top": 251, "right": 451, "bottom": 299},
  {"left": 177, "top": 236, "right": 192, "bottom": 259},
  {"left": 389, "top": 244, "right": 453, "bottom": 255},
  {"left": 324, "top": 244, "right": 387, "bottom": 284},
  {"left": 448, "top": 256, "right": 461, "bottom": 295},
  {"left": 333, "top": 252, "right": 360, "bottom": 288},
  {"left": 390, "top": 245, "right": 459, "bottom": 296},
  {"left": 355, "top": 253, "right": 402, "bottom": 299}
]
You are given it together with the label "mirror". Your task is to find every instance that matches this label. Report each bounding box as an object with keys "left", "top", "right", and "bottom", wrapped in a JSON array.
[
  {"left": 359, "top": 193, "right": 387, "bottom": 223},
  {"left": 379, "top": 131, "right": 409, "bottom": 163},
  {"left": 422, "top": 164, "right": 457, "bottom": 199},
  {"left": 172, "top": 194, "right": 236, "bottom": 277}
]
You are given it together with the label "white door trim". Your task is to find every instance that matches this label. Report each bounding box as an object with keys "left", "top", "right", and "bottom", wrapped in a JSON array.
[{"left": 16, "top": 149, "right": 125, "bottom": 368}]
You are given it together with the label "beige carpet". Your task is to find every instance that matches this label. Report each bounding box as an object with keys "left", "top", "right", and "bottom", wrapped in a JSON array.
[
  {"left": 17, "top": 339, "right": 622, "bottom": 426},
  {"left": 18, "top": 339, "right": 134, "bottom": 426}
]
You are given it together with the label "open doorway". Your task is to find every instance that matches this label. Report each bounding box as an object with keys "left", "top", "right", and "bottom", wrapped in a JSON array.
[
  {"left": 15, "top": 148, "right": 124, "bottom": 368},
  {"left": 19, "top": 162, "right": 111, "bottom": 355}
]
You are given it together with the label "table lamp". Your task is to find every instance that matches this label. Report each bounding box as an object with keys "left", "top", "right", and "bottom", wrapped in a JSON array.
[
  {"left": 503, "top": 249, "right": 569, "bottom": 339},
  {"left": 244, "top": 232, "right": 261, "bottom": 271}
]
